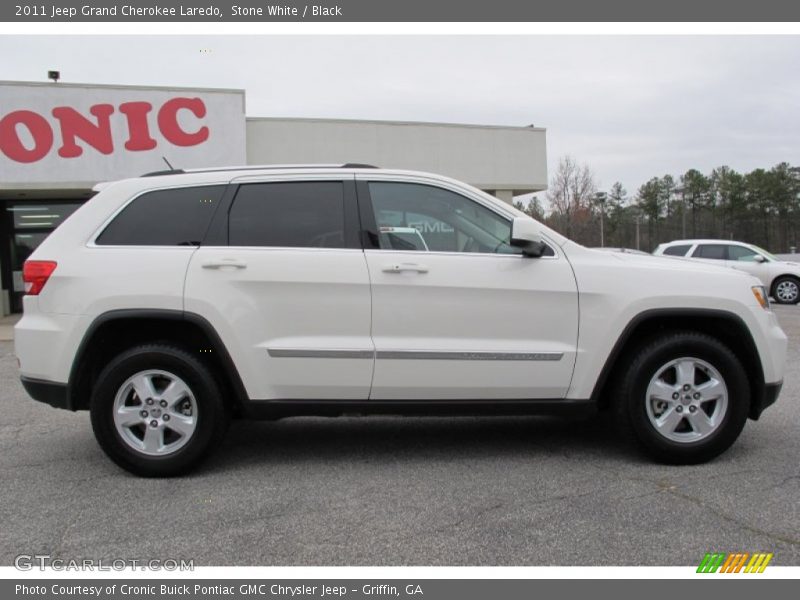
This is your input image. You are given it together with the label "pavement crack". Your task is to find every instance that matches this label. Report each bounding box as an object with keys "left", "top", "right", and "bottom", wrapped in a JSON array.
[
  {"left": 775, "top": 473, "right": 800, "bottom": 488},
  {"left": 589, "top": 462, "right": 800, "bottom": 548},
  {"left": 665, "top": 487, "right": 800, "bottom": 548},
  {"left": 435, "top": 501, "right": 505, "bottom": 532},
  {"left": 52, "top": 503, "right": 87, "bottom": 557}
]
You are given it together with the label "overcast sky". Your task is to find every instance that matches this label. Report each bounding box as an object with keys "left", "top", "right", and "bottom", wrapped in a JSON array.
[{"left": 2, "top": 35, "right": 798, "bottom": 198}]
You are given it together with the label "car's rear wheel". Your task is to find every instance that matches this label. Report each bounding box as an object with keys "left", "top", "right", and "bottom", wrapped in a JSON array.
[
  {"left": 772, "top": 276, "right": 800, "bottom": 305},
  {"left": 615, "top": 332, "right": 750, "bottom": 464},
  {"left": 90, "top": 344, "right": 228, "bottom": 477}
]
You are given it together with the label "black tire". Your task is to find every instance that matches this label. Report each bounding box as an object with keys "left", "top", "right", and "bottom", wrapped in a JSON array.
[
  {"left": 90, "top": 344, "right": 229, "bottom": 477},
  {"left": 771, "top": 275, "right": 800, "bottom": 305},
  {"left": 615, "top": 332, "right": 750, "bottom": 464}
]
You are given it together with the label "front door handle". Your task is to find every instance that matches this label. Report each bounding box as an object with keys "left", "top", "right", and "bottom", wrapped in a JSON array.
[
  {"left": 201, "top": 259, "right": 247, "bottom": 270},
  {"left": 382, "top": 263, "right": 429, "bottom": 274}
]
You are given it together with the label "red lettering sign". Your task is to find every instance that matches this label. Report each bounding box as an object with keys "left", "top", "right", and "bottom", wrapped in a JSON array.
[
  {"left": 118, "top": 102, "right": 157, "bottom": 151},
  {"left": 0, "top": 97, "right": 209, "bottom": 163},
  {"left": 52, "top": 104, "right": 115, "bottom": 158},
  {"left": 0, "top": 110, "right": 54, "bottom": 163},
  {"left": 157, "top": 97, "right": 210, "bottom": 147}
]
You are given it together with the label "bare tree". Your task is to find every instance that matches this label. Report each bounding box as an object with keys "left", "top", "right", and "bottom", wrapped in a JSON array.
[{"left": 546, "top": 155, "right": 597, "bottom": 239}]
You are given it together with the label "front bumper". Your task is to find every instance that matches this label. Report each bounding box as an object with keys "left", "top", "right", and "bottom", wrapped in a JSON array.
[{"left": 20, "top": 377, "right": 70, "bottom": 411}]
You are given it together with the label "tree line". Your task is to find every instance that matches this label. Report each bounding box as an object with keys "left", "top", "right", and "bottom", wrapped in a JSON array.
[{"left": 516, "top": 156, "right": 800, "bottom": 253}]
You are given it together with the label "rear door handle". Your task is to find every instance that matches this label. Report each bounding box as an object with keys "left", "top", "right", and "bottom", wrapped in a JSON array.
[
  {"left": 202, "top": 259, "right": 247, "bottom": 270},
  {"left": 382, "top": 263, "right": 429, "bottom": 273}
]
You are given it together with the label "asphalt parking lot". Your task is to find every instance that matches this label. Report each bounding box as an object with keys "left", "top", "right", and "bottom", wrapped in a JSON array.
[{"left": 1, "top": 308, "right": 798, "bottom": 567}]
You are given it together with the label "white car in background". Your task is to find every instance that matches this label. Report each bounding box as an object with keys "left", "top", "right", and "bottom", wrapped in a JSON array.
[
  {"left": 654, "top": 239, "right": 800, "bottom": 304},
  {"left": 379, "top": 226, "right": 430, "bottom": 251}
]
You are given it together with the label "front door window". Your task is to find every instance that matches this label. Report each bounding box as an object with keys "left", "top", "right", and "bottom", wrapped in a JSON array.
[{"left": 368, "top": 182, "right": 521, "bottom": 254}]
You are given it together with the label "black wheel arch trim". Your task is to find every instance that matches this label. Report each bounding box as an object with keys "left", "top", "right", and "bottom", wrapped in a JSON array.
[
  {"left": 589, "top": 307, "right": 769, "bottom": 419},
  {"left": 772, "top": 274, "right": 800, "bottom": 283},
  {"left": 67, "top": 309, "right": 249, "bottom": 412}
]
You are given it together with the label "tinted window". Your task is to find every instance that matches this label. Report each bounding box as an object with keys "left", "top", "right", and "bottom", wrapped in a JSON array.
[
  {"left": 693, "top": 244, "right": 727, "bottom": 260},
  {"left": 727, "top": 245, "right": 760, "bottom": 262},
  {"left": 663, "top": 244, "right": 692, "bottom": 256},
  {"left": 368, "top": 182, "right": 521, "bottom": 254},
  {"left": 229, "top": 182, "right": 345, "bottom": 248},
  {"left": 96, "top": 186, "right": 223, "bottom": 246}
]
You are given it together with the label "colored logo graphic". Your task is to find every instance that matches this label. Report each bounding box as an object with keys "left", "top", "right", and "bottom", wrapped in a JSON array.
[{"left": 697, "top": 552, "right": 773, "bottom": 573}]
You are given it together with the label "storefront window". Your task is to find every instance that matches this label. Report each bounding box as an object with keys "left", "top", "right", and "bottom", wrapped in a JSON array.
[
  {"left": 4, "top": 202, "right": 81, "bottom": 312},
  {"left": 10, "top": 203, "right": 80, "bottom": 229}
]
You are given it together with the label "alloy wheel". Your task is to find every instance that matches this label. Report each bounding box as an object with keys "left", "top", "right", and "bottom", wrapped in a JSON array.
[
  {"left": 775, "top": 280, "right": 799, "bottom": 303},
  {"left": 112, "top": 369, "right": 198, "bottom": 456},
  {"left": 645, "top": 357, "right": 728, "bottom": 443}
]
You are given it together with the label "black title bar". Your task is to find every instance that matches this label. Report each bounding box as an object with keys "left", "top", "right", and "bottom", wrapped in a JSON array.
[
  {"left": 4, "top": 0, "right": 800, "bottom": 22},
  {"left": 5, "top": 579, "right": 799, "bottom": 600}
]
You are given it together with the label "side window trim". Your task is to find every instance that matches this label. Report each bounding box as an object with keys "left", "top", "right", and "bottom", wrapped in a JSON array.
[
  {"left": 201, "top": 183, "right": 238, "bottom": 246},
  {"left": 355, "top": 179, "right": 380, "bottom": 250},
  {"left": 341, "top": 179, "right": 362, "bottom": 250}
]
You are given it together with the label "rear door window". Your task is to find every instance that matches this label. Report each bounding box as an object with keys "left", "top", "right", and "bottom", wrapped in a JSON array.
[
  {"left": 228, "top": 181, "right": 346, "bottom": 248},
  {"left": 692, "top": 244, "right": 727, "bottom": 260}
]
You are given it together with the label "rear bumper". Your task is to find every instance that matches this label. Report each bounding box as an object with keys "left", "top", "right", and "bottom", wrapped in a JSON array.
[
  {"left": 751, "top": 380, "right": 782, "bottom": 420},
  {"left": 20, "top": 377, "right": 71, "bottom": 411},
  {"left": 15, "top": 309, "right": 88, "bottom": 384}
]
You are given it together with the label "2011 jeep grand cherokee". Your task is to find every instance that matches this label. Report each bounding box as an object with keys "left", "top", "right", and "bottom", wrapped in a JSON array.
[{"left": 14, "top": 165, "right": 787, "bottom": 476}]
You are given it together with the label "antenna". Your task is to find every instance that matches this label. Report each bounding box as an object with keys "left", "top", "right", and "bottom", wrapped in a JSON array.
[{"left": 162, "top": 156, "right": 175, "bottom": 170}]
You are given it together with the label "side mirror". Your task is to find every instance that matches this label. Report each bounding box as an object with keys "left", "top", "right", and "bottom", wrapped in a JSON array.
[
  {"left": 754, "top": 254, "right": 767, "bottom": 263},
  {"left": 510, "top": 216, "right": 546, "bottom": 258}
]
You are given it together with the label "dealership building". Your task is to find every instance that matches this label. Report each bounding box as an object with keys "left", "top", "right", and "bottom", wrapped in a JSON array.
[{"left": 0, "top": 80, "right": 547, "bottom": 315}]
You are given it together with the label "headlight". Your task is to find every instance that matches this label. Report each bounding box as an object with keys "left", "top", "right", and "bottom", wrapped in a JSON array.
[{"left": 752, "top": 285, "right": 771, "bottom": 310}]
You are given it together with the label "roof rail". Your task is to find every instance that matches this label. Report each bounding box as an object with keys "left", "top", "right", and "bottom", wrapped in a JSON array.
[{"left": 140, "top": 163, "right": 380, "bottom": 178}]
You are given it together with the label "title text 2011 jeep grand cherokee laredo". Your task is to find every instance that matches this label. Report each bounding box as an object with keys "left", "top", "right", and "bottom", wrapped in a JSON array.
[{"left": 15, "top": 165, "right": 787, "bottom": 476}]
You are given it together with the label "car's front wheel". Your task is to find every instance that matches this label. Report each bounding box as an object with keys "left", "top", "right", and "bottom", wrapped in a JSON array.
[
  {"left": 90, "top": 344, "right": 228, "bottom": 477},
  {"left": 615, "top": 332, "right": 750, "bottom": 464},
  {"left": 772, "top": 276, "right": 800, "bottom": 305}
]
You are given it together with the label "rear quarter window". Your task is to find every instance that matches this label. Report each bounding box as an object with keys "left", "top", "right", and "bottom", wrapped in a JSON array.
[
  {"left": 663, "top": 244, "right": 692, "bottom": 256},
  {"left": 95, "top": 185, "right": 225, "bottom": 246}
]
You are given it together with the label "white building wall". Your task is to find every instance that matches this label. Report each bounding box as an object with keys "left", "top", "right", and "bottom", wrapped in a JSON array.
[
  {"left": 0, "top": 81, "right": 247, "bottom": 191},
  {"left": 246, "top": 118, "right": 547, "bottom": 195}
]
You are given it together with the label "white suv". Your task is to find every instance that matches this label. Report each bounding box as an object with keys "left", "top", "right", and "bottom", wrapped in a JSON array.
[
  {"left": 15, "top": 165, "right": 788, "bottom": 476},
  {"left": 654, "top": 239, "right": 800, "bottom": 305}
]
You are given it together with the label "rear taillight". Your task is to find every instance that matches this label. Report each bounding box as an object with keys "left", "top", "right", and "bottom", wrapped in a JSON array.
[{"left": 22, "top": 260, "right": 57, "bottom": 295}]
